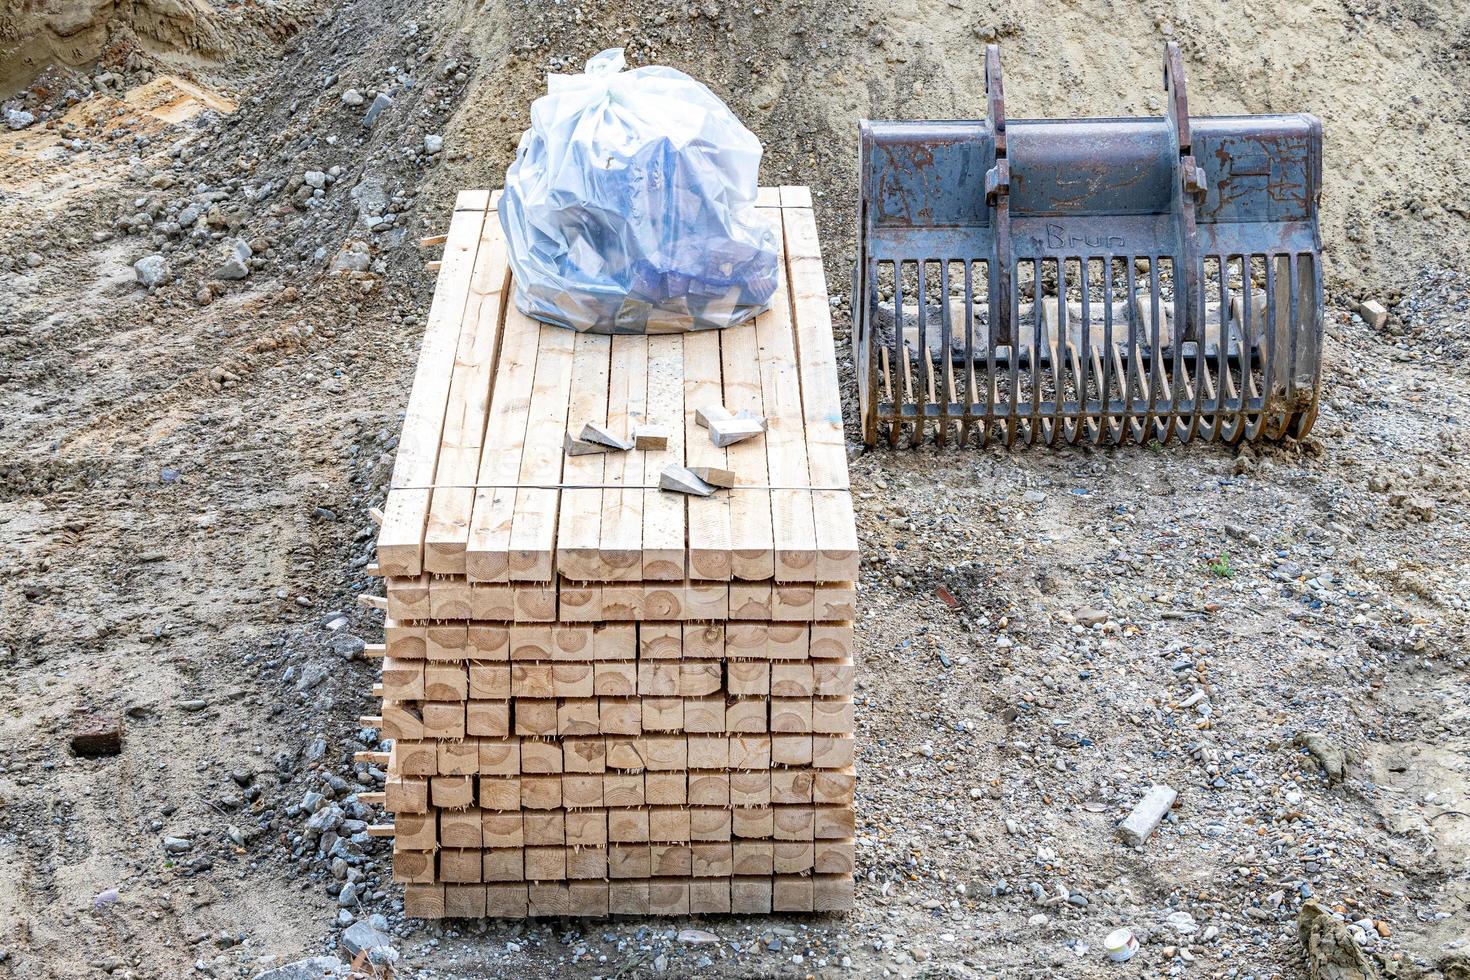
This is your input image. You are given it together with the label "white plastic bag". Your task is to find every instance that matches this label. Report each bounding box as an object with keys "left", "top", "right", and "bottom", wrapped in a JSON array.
[{"left": 499, "top": 48, "right": 779, "bottom": 334}]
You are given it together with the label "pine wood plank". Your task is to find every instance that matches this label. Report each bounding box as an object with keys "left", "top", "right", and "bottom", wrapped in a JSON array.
[
  {"left": 720, "top": 326, "right": 774, "bottom": 580},
  {"left": 641, "top": 335, "right": 686, "bottom": 580},
  {"left": 378, "top": 200, "right": 489, "bottom": 576},
  {"left": 465, "top": 306, "right": 542, "bottom": 581},
  {"left": 423, "top": 213, "right": 511, "bottom": 574},
  {"left": 556, "top": 333, "right": 613, "bottom": 579},
  {"left": 509, "top": 323, "right": 575, "bottom": 580},
  {"left": 682, "top": 331, "right": 733, "bottom": 580},
  {"left": 599, "top": 336, "right": 647, "bottom": 579},
  {"left": 781, "top": 196, "right": 858, "bottom": 581},
  {"left": 754, "top": 207, "right": 818, "bottom": 581}
]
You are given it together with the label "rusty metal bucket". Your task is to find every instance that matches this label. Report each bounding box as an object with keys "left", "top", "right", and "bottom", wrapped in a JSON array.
[{"left": 854, "top": 42, "right": 1324, "bottom": 448}]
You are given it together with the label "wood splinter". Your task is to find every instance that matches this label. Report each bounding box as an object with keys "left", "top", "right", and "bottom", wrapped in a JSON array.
[
  {"left": 695, "top": 405, "right": 732, "bottom": 428},
  {"left": 579, "top": 421, "right": 634, "bottom": 451},
  {"left": 660, "top": 465, "right": 717, "bottom": 497},
  {"left": 709, "top": 416, "right": 766, "bottom": 448},
  {"left": 564, "top": 431, "right": 608, "bottom": 457}
]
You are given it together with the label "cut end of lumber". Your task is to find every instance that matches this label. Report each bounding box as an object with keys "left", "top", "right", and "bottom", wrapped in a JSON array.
[
  {"left": 633, "top": 425, "right": 670, "bottom": 451},
  {"left": 689, "top": 465, "right": 737, "bottom": 488}
]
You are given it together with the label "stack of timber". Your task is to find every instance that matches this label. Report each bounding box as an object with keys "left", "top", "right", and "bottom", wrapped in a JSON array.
[{"left": 361, "top": 186, "right": 858, "bottom": 918}]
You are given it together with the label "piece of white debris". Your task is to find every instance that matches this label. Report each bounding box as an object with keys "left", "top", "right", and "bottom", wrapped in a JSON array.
[{"left": 1118, "top": 784, "right": 1177, "bottom": 846}]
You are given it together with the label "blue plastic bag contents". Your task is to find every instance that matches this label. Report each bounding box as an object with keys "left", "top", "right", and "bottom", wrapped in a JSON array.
[{"left": 499, "top": 48, "right": 779, "bottom": 334}]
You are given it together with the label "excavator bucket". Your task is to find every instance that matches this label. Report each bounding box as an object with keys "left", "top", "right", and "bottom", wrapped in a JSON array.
[{"left": 854, "top": 42, "right": 1324, "bottom": 448}]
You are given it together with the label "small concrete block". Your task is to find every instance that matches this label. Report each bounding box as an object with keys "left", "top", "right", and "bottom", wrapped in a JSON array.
[
  {"left": 660, "top": 466, "right": 717, "bottom": 497},
  {"left": 709, "top": 417, "right": 765, "bottom": 448},
  {"left": 689, "top": 466, "right": 736, "bottom": 488},
  {"left": 565, "top": 431, "right": 609, "bottom": 456},
  {"left": 695, "top": 405, "right": 732, "bottom": 429},
  {"left": 579, "top": 421, "right": 633, "bottom": 451},
  {"left": 1119, "top": 784, "right": 1177, "bottom": 846},
  {"left": 633, "top": 425, "right": 670, "bottom": 451},
  {"left": 1355, "top": 299, "right": 1388, "bottom": 330}
]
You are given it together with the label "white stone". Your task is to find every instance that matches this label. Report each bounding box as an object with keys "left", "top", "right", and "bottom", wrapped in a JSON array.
[
  {"left": 1119, "top": 784, "right": 1177, "bottom": 846},
  {"left": 134, "top": 254, "right": 171, "bottom": 288}
]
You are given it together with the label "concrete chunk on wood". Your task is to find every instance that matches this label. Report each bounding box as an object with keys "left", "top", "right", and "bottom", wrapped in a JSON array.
[
  {"left": 660, "top": 465, "right": 717, "bottom": 497},
  {"left": 565, "top": 431, "right": 609, "bottom": 456},
  {"left": 1118, "top": 784, "right": 1177, "bottom": 846},
  {"left": 689, "top": 465, "right": 736, "bottom": 488},
  {"left": 633, "top": 425, "right": 670, "bottom": 451},
  {"left": 709, "top": 416, "right": 766, "bottom": 448},
  {"left": 579, "top": 421, "right": 633, "bottom": 451},
  {"left": 695, "top": 405, "right": 732, "bottom": 429}
]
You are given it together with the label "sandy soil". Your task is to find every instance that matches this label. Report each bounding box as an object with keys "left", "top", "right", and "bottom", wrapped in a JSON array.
[{"left": 1, "top": 1, "right": 1468, "bottom": 978}]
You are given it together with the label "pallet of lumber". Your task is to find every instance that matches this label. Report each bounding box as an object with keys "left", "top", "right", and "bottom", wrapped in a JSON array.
[{"left": 363, "top": 186, "right": 857, "bottom": 918}]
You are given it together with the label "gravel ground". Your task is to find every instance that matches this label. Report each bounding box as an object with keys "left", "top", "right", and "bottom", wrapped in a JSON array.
[{"left": 1, "top": 2, "right": 1468, "bottom": 978}]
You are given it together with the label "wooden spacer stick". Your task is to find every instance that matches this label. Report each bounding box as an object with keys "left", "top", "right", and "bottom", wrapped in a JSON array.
[
  {"left": 357, "top": 594, "right": 387, "bottom": 610},
  {"left": 419, "top": 234, "right": 448, "bottom": 247},
  {"left": 367, "top": 824, "right": 396, "bottom": 838},
  {"left": 363, "top": 643, "right": 386, "bottom": 658},
  {"left": 354, "top": 751, "right": 390, "bottom": 764},
  {"left": 368, "top": 507, "right": 385, "bottom": 526},
  {"left": 358, "top": 792, "right": 386, "bottom": 806}
]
